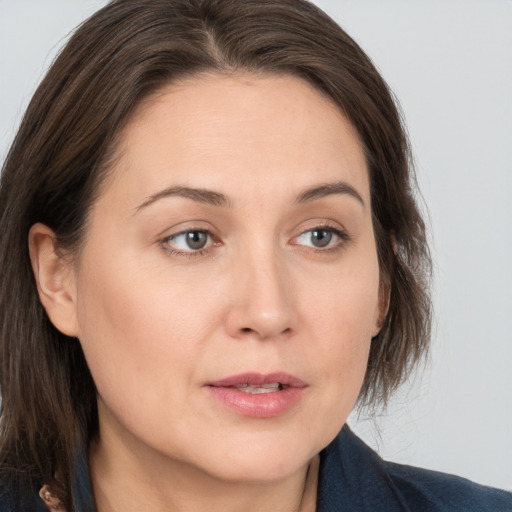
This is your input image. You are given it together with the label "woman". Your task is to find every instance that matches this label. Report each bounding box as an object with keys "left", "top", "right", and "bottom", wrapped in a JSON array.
[{"left": 0, "top": 1, "right": 510, "bottom": 511}]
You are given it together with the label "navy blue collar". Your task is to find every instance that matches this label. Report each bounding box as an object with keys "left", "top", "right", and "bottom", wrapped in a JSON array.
[{"left": 317, "top": 425, "right": 409, "bottom": 511}]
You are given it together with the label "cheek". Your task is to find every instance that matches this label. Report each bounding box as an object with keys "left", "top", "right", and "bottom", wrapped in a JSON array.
[
  {"left": 74, "top": 253, "right": 220, "bottom": 415},
  {"left": 303, "top": 247, "right": 380, "bottom": 344},
  {"left": 313, "top": 284, "right": 375, "bottom": 382},
  {"left": 300, "top": 251, "right": 379, "bottom": 413}
]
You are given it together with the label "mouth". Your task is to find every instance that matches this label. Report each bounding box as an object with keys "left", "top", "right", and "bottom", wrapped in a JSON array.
[
  {"left": 204, "top": 372, "right": 308, "bottom": 418},
  {"left": 231, "top": 382, "right": 286, "bottom": 394},
  {"left": 207, "top": 371, "right": 307, "bottom": 390}
]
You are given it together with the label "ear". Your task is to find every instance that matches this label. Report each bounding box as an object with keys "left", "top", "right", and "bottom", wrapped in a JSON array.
[
  {"left": 372, "top": 277, "right": 391, "bottom": 338},
  {"left": 28, "top": 223, "right": 79, "bottom": 337},
  {"left": 372, "top": 233, "right": 396, "bottom": 338}
]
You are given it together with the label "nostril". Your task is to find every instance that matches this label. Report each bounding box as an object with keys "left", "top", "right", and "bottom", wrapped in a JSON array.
[{"left": 239, "top": 326, "right": 292, "bottom": 337}]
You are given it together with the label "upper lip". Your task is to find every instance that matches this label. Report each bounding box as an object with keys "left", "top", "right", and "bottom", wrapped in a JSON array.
[{"left": 206, "top": 372, "right": 308, "bottom": 388}]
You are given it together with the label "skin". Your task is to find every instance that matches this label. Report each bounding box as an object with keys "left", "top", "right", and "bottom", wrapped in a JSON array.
[{"left": 30, "top": 74, "right": 387, "bottom": 512}]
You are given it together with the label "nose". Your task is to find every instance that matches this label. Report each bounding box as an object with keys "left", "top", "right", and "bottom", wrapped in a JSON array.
[{"left": 224, "top": 248, "right": 296, "bottom": 341}]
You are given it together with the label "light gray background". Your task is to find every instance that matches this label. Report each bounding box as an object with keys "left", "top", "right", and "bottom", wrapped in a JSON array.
[{"left": 1, "top": 0, "right": 511, "bottom": 491}]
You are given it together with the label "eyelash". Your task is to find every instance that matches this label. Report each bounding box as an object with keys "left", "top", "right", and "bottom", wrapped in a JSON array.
[
  {"left": 160, "top": 224, "right": 351, "bottom": 258},
  {"left": 161, "top": 229, "right": 216, "bottom": 259},
  {"left": 293, "top": 224, "right": 351, "bottom": 253}
]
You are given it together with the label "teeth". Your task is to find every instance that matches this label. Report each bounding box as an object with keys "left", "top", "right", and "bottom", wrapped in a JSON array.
[{"left": 235, "top": 383, "right": 281, "bottom": 394}]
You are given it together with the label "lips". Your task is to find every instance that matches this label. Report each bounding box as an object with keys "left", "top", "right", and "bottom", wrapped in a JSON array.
[{"left": 205, "top": 372, "right": 308, "bottom": 418}]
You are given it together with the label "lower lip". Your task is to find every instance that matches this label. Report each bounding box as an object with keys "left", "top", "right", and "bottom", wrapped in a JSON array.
[{"left": 205, "top": 386, "right": 306, "bottom": 418}]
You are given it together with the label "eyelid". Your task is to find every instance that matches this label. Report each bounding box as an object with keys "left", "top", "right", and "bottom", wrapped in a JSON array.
[
  {"left": 160, "top": 227, "right": 218, "bottom": 257},
  {"left": 289, "top": 221, "right": 352, "bottom": 250}
]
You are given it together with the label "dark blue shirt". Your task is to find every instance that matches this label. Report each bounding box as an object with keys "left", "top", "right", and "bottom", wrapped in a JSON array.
[
  {"left": 318, "top": 426, "right": 512, "bottom": 511},
  {"left": 2, "top": 425, "right": 511, "bottom": 511}
]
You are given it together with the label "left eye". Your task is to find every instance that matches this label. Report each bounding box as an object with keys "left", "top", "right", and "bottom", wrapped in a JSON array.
[
  {"left": 165, "top": 230, "right": 210, "bottom": 252},
  {"left": 294, "top": 228, "right": 343, "bottom": 248}
]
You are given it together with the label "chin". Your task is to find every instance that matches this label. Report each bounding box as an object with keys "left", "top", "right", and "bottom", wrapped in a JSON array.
[
  {"left": 185, "top": 430, "right": 322, "bottom": 484},
  {"left": 204, "top": 453, "right": 310, "bottom": 484}
]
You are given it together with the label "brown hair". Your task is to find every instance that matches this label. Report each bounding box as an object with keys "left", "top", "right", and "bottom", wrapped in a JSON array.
[{"left": 0, "top": 0, "right": 431, "bottom": 508}]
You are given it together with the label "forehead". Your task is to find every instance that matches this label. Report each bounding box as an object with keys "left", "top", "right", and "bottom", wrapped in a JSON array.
[{"left": 102, "top": 72, "right": 369, "bottom": 209}]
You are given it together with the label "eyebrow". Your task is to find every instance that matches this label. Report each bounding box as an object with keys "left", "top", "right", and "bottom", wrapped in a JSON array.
[
  {"left": 295, "top": 181, "right": 365, "bottom": 207},
  {"left": 135, "top": 186, "right": 231, "bottom": 213},
  {"left": 134, "top": 180, "right": 364, "bottom": 213}
]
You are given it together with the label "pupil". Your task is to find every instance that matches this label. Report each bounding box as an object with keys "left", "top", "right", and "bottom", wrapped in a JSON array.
[
  {"left": 311, "top": 230, "right": 332, "bottom": 247},
  {"left": 186, "top": 231, "right": 207, "bottom": 250}
]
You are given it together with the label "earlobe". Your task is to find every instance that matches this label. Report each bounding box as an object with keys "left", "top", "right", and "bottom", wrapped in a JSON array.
[{"left": 28, "top": 223, "right": 79, "bottom": 337}]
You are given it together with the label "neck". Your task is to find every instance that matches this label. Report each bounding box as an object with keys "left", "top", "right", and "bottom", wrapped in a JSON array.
[{"left": 89, "top": 430, "right": 318, "bottom": 512}]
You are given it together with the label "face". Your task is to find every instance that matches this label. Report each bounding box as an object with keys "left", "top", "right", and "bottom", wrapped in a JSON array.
[{"left": 64, "top": 74, "right": 384, "bottom": 482}]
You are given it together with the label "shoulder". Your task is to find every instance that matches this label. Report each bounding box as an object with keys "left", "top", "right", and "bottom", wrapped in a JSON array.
[
  {"left": 318, "top": 426, "right": 512, "bottom": 512},
  {"left": 0, "top": 476, "right": 46, "bottom": 512},
  {"left": 385, "top": 459, "right": 512, "bottom": 512},
  {"left": 0, "top": 476, "right": 16, "bottom": 511}
]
